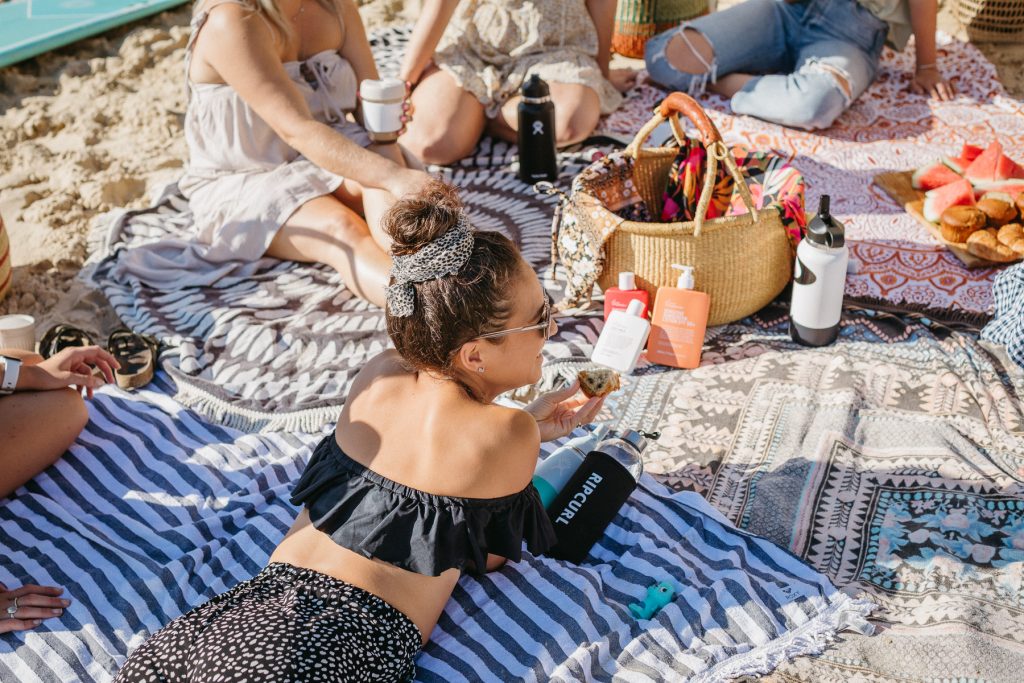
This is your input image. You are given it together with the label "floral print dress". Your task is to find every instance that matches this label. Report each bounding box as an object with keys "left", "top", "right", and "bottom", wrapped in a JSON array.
[{"left": 433, "top": 0, "right": 622, "bottom": 118}]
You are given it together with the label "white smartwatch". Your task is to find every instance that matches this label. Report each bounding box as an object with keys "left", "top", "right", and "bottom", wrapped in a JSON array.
[{"left": 0, "top": 355, "right": 22, "bottom": 396}]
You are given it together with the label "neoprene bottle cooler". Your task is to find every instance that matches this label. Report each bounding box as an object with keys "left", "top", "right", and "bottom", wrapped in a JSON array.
[
  {"left": 517, "top": 74, "right": 558, "bottom": 184},
  {"left": 544, "top": 430, "right": 650, "bottom": 563}
]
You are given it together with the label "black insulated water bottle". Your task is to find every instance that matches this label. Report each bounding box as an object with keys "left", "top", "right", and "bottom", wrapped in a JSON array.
[
  {"left": 517, "top": 74, "right": 558, "bottom": 184},
  {"left": 544, "top": 430, "right": 651, "bottom": 564}
]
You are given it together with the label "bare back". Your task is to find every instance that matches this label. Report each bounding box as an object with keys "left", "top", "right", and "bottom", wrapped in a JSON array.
[{"left": 271, "top": 350, "right": 538, "bottom": 641}]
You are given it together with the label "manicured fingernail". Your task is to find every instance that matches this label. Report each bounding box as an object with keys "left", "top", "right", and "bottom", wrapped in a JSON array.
[
  {"left": 51, "top": 609, "right": 62, "bottom": 615},
  {"left": 62, "top": 599, "right": 71, "bottom": 606},
  {"left": 32, "top": 620, "right": 41, "bottom": 625}
]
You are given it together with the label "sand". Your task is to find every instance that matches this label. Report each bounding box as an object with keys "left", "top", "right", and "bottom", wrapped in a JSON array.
[{"left": 0, "top": 0, "right": 1021, "bottom": 334}]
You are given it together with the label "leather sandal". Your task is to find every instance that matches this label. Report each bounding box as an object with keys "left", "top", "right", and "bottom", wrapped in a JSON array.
[
  {"left": 107, "top": 328, "right": 159, "bottom": 390},
  {"left": 39, "top": 323, "right": 96, "bottom": 359}
]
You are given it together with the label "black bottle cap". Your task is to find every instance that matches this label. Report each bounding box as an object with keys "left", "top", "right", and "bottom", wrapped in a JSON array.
[
  {"left": 522, "top": 73, "right": 550, "bottom": 99},
  {"left": 804, "top": 194, "right": 845, "bottom": 249}
]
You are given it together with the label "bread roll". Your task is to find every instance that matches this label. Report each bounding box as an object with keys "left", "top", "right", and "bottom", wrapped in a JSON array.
[
  {"left": 977, "top": 197, "right": 1019, "bottom": 228},
  {"left": 578, "top": 369, "right": 620, "bottom": 398},
  {"left": 939, "top": 205, "right": 987, "bottom": 243},
  {"left": 966, "top": 228, "right": 1018, "bottom": 262},
  {"left": 997, "top": 223, "right": 1024, "bottom": 257}
]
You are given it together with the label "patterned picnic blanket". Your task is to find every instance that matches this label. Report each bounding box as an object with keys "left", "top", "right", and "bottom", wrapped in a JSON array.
[
  {"left": 625, "top": 303, "right": 1024, "bottom": 682},
  {"left": 0, "top": 373, "right": 874, "bottom": 682}
]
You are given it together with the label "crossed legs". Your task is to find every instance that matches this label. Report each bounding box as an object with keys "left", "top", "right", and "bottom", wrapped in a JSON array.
[{"left": 400, "top": 66, "right": 602, "bottom": 166}]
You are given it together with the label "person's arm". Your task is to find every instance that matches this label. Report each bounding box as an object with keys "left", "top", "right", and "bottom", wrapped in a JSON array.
[
  {"left": 908, "top": 0, "right": 953, "bottom": 101},
  {"left": 585, "top": 0, "right": 638, "bottom": 93},
  {"left": 337, "top": 0, "right": 379, "bottom": 84},
  {"left": 398, "top": 0, "right": 462, "bottom": 86},
  {"left": 586, "top": 0, "right": 615, "bottom": 78},
  {"left": 200, "top": 5, "right": 428, "bottom": 197},
  {"left": 9, "top": 346, "right": 119, "bottom": 398}
]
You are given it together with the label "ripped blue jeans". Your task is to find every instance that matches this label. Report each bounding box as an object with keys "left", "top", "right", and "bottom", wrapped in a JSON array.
[{"left": 645, "top": 0, "right": 888, "bottom": 130}]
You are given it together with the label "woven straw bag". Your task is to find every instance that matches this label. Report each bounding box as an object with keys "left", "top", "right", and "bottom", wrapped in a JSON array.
[
  {"left": 0, "top": 211, "right": 10, "bottom": 303},
  {"left": 612, "top": 0, "right": 711, "bottom": 58},
  {"left": 953, "top": 0, "right": 1024, "bottom": 42},
  {"left": 554, "top": 93, "right": 792, "bottom": 327}
]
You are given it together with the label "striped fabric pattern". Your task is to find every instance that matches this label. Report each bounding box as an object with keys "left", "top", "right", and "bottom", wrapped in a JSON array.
[
  {"left": 0, "top": 373, "right": 873, "bottom": 682},
  {"left": 982, "top": 262, "right": 1024, "bottom": 369}
]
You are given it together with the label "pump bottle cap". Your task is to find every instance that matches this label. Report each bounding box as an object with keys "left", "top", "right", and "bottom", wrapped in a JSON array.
[
  {"left": 671, "top": 264, "right": 695, "bottom": 289},
  {"left": 618, "top": 272, "right": 636, "bottom": 291},
  {"left": 625, "top": 300, "right": 645, "bottom": 317}
]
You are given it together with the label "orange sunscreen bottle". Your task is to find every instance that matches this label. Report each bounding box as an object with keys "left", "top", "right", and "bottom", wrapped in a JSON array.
[{"left": 646, "top": 265, "right": 709, "bottom": 369}]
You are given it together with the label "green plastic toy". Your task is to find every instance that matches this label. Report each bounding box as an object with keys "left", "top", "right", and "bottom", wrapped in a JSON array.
[{"left": 628, "top": 581, "right": 676, "bottom": 619}]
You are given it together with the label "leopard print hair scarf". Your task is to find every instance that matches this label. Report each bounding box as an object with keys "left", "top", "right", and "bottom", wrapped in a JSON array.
[{"left": 386, "top": 214, "right": 475, "bottom": 318}]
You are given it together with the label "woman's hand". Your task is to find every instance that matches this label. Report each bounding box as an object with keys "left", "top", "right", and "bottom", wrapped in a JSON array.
[
  {"left": 0, "top": 581, "right": 70, "bottom": 634},
  {"left": 911, "top": 65, "right": 954, "bottom": 100},
  {"left": 20, "top": 345, "right": 119, "bottom": 398},
  {"left": 607, "top": 68, "right": 638, "bottom": 93},
  {"left": 525, "top": 380, "right": 606, "bottom": 442}
]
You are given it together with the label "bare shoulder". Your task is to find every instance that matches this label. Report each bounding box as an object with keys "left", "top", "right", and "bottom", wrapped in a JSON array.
[{"left": 474, "top": 405, "right": 541, "bottom": 494}]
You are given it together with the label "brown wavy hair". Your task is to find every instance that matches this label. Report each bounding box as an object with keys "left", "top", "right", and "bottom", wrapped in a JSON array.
[{"left": 384, "top": 181, "right": 521, "bottom": 378}]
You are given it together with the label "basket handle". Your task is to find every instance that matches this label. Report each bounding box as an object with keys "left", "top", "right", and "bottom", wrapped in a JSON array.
[{"left": 625, "top": 92, "right": 760, "bottom": 236}]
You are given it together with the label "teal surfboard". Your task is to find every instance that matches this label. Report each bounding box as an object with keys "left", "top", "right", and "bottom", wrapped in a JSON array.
[{"left": 0, "top": 0, "right": 190, "bottom": 69}]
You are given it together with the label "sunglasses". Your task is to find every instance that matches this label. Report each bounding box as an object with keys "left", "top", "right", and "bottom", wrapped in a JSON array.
[{"left": 475, "top": 292, "right": 555, "bottom": 341}]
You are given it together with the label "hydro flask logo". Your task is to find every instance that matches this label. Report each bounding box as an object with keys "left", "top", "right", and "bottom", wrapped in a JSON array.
[
  {"left": 532, "top": 120, "right": 545, "bottom": 135},
  {"left": 554, "top": 472, "right": 603, "bottom": 525}
]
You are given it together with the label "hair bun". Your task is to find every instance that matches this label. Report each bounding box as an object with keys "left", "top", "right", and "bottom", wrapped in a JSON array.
[{"left": 383, "top": 180, "right": 466, "bottom": 257}]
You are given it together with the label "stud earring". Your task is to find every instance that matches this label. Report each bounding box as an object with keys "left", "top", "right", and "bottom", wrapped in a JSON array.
[{"left": 477, "top": 367, "right": 485, "bottom": 373}]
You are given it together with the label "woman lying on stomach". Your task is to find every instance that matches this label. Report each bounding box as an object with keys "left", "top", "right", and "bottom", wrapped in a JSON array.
[
  {"left": 115, "top": 181, "right": 604, "bottom": 682},
  {"left": 180, "top": 0, "right": 430, "bottom": 306}
]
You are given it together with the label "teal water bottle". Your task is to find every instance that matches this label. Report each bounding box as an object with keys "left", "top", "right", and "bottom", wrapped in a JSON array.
[{"left": 532, "top": 425, "right": 610, "bottom": 508}]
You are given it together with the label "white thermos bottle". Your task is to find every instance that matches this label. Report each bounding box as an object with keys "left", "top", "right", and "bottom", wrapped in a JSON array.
[{"left": 789, "top": 195, "right": 848, "bottom": 347}]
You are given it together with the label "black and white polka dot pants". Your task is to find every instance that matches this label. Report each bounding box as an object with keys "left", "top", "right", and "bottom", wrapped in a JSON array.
[{"left": 115, "top": 562, "right": 422, "bottom": 682}]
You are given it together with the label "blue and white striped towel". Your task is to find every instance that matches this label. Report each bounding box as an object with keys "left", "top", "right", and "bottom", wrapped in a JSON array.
[{"left": 0, "top": 374, "right": 873, "bottom": 681}]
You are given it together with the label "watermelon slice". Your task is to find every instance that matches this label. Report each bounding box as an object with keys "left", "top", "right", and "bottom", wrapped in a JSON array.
[
  {"left": 912, "top": 162, "right": 962, "bottom": 191},
  {"left": 995, "top": 154, "right": 1024, "bottom": 181},
  {"left": 964, "top": 141, "right": 1004, "bottom": 184},
  {"left": 944, "top": 143, "right": 986, "bottom": 173},
  {"left": 962, "top": 143, "right": 985, "bottom": 163},
  {"left": 922, "top": 178, "right": 975, "bottom": 223},
  {"left": 973, "top": 181, "right": 1024, "bottom": 198},
  {"left": 943, "top": 143, "right": 999, "bottom": 175}
]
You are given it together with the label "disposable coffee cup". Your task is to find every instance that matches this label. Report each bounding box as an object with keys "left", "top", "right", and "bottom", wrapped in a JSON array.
[
  {"left": 0, "top": 314, "right": 36, "bottom": 352},
  {"left": 360, "top": 78, "right": 405, "bottom": 143}
]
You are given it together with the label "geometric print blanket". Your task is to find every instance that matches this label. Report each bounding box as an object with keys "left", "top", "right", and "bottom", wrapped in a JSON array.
[
  {"left": 0, "top": 373, "right": 875, "bottom": 682},
  {"left": 624, "top": 303, "right": 1024, "bottom": 682}
]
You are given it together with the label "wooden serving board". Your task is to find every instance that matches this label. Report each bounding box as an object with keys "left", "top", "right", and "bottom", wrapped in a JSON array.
[{"left": 873, "top": 170, "right": 1017, "bottom": 269}]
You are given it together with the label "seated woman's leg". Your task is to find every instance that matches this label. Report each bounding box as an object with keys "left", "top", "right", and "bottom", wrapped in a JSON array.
[
  {"left": 267, "top": 196, "right": 391, "bottom": 307},
  {"left": 400, "top": 66, "right": 487, "bottom": 166},
  {"left": 490, "top": 83, "right": 602, "bottom": 148},
  {"left": 0, "top": 387, "right": 88, "bottom": 498},
  {"left": 333, "top": 141, "right": 419, "bottom": 251},
  {"left": 730, "top": 39, "right": 877, "bottom": 130},
  {"left": 644, "top": 0, "right": 796, "bottom": 96}
]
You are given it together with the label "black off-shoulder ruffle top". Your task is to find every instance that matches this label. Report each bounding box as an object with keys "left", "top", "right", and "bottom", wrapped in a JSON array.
[{"left": 290, "top": 432, "right": 557, "bottom": 576}]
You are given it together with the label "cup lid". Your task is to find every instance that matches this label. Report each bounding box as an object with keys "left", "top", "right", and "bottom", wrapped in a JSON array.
[
  {"left": 360, "top": 77, "right": 405, "bottom": 101},
  {"left": 0, "top": 314, "right": 35, "bottom": 330}
]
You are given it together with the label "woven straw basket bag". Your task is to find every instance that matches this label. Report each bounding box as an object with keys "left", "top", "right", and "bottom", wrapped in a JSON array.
[
  {"left": 594, "top": 94, "right": 793, "bottom": 326},
  {"left": 612, "top": 0, "right": 711, "bottom": 58},
  {"left": 952, "top": 0, "right": 1024, "bottom": 42},
  {"left": 0, "top": 211, "right": 11, "bottom": 303}
]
